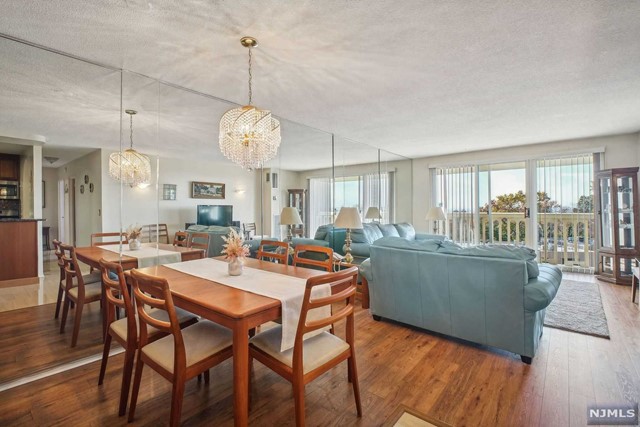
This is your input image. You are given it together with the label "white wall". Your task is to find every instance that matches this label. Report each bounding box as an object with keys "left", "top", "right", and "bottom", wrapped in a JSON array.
[
  {"left": 58, "top": 149, "right": 102, "bottom": 246},
  {"left": 100, "top": 153, "right": 257, "bottom": 239},
  {"left": 42, "top": 167, "right": 59, "bottom": 239},
  {"left": 411, "top": 132, "right": 640, "bottom": 232}
]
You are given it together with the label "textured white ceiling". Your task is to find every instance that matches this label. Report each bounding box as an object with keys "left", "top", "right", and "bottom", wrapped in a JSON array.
[{"left": 0, "top": 0, "right": 639, "bottom": 164}]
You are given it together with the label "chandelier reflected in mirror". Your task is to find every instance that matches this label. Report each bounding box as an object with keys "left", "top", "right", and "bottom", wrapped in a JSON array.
[
  {"left": 219, "top": 36, "right": 281, "bottom": 170},
  {"left": 109, "top": 109, "right": 151, "bottom": 188}
]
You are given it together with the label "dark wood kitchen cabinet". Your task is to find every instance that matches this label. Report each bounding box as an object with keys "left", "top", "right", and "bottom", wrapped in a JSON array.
[{"left": 0, "top": 154, "right": 20, "bottom": 181}]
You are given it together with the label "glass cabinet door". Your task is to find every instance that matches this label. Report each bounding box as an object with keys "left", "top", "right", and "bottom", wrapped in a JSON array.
[
  {"left": 617, "top": 175, "right": 635, "bottom": 249},
  {"left": 599, "top": 176, "right": 613, "bottom": 249}
]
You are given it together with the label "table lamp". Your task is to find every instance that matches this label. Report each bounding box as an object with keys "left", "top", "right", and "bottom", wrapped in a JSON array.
[
  {"left": 426, "top": 206, "right": 446, "bottom": 234},
  {"left": 280, "top": 207, "right": 303, "bottom": 243},
  {"left": 364, "top": 207, "right": 381, "bottom": 222},
  {"left": 334, "top": 207, "right": 363, "bottom": 264}
]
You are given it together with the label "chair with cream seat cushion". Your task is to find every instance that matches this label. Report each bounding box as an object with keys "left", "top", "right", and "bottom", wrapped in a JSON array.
[
  {"left": 97, "top": 259, "right": 198, "bottom": 417},
  {"left": 249, "top": 266, "right": 362, "bottom": 426},
  {"left": 128, "top": 269, "right": 233, "bottom": 426},
  {"left": 59, "top": 243, "right": 103, "bottom": 347}
]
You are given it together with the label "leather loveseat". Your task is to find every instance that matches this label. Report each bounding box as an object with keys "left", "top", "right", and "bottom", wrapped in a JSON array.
[{"left": 360, "top": 237, "right": 562, "bottom": 363}]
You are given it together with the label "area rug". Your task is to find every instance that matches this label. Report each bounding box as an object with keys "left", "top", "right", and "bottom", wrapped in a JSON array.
[
  {"left": 543, "top": 279, "right": 610, "bottom": 338},
  {"left": 384, "top": 405, "right": 453, "bottom": 427}
]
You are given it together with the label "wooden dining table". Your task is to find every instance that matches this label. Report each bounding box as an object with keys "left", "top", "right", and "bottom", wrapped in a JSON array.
[{"left": 132, "top": 258, "right": 326, "bottom": 426}]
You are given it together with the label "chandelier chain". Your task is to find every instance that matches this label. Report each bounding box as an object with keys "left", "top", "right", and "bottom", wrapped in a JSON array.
[
  {"left": 248, "top": 46, "right": 253, "bottom": 105},
  {"left": 129, "top": 113, "right": 134, "bottom": 149}
]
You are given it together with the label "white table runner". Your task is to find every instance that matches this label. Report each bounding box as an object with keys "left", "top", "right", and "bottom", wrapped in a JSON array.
[
  {"left": 100, "top": 243, "right": 182, "bottom": 268},
  {"left": 164, "top": 258, "right": 330, "bottom": 351}
]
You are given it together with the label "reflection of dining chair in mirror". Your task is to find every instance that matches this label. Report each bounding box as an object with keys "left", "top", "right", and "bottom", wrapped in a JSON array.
[
  {"left": 257, "top": 240, "right": 289, "bottom": 265},
  {"left": 128, "top": 269, "right": 233, "bottom": 425},
  {"left": 91, "top": 232, "right": 129, "bottom": 246},
  {"left": 173, "top": 231, "right": 188, "bottom": 247},
  {"left": 97, "top": 259, "right": 197, "bottom": 417},
  {"left": 141, "top": 224, "right": 169, "bottom": 244},
  {"left": 59, "top": 243, "right": 103, "bottom": 347},
  {"left": 243, "top": 222, "right": 256, "bottom": 240},
  {"left": 249, "top": 266, "right": 362, "bottom": 426},
  {"left": 293, "top": 244, "right": 334, "bottom": 272},
  {"left": 187, "top": 232, "right": 210, "bottom": 252},
  {"left": 52, "top": 239, "right": 78, "bottom": 318}
]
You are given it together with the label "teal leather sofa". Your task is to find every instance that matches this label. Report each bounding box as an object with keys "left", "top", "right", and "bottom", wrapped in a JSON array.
[
  {"left": 349, "top": 222, "right": 444, "bottom": 261},
  {"left": 360, "top": 237, "right": 562, "bottom": 363}
]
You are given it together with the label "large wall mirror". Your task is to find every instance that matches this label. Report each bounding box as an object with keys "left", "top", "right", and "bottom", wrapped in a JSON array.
[{"left": 0, "top": 35, "right": 412, "bottom": 384}]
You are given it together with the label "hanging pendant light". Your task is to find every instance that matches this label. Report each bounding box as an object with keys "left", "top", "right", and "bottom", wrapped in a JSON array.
[
  {"left": 219, "top": 36, "right": 281, "bottom": 170},
  {"left": 108, "top": 109, "right": 151, "bottom": 187}
]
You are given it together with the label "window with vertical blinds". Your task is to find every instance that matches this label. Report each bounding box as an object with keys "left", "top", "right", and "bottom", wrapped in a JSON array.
[
  {"left": 536, "top": 154, "right": 595, "bottom": 270},
  {"left": 435, "top": 165, "right": 476, "bottom": 245}
]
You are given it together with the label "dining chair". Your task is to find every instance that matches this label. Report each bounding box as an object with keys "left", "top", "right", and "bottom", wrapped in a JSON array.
[
  {"left": 91, "top": 232, "right": 129, "bottom": 246},
  {"left": 52, "top": 239, "right": 70, "bottom": 318},
  {"left": 97, "top": 259, "right": 198, "bottom": 417},
  {"left": 59, "top": 243, "right": 103, "bottom": 347},
  {"left": 128, "top": 269, "right": 234, "bottom": 426},
  {"left": 293, "top": 244, "right": 334, "bottom": 272},
  {"left": 141, "top": 223, "right": 170, "bottom": 244},
  {"left": 173, "top": 231, "right": 188, "bottom": 247},
  {"left": 257, "top": 240, "right": 289, "bottom": 265},
  {"left": 187, "top": 232, "right": 210, "bottom": 252},
  {"left": 249, "top": 266, "right": 362, "bottom": 426},
  {"left": 243, "top": 222, "right": 257, "bottom": 240}
]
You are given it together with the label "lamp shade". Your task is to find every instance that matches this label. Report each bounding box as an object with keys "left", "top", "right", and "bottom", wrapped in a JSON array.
[
  {"left": 365, "top": 207, "right": 381, "bottom": 220},
  {"left": 425, "top": 206, "right": 447, "bottom": 221},
  {"left": 334, "top": 207, "right": 363, "bottom": 229},
  {"left": 280, "top": 207, "right": 303, "bottom": 225}
]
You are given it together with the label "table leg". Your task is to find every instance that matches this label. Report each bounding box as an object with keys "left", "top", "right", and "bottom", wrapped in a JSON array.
[
  {"left": 233, "top": 320, "right": 249, "bottom": 426},
  {"left": 361, "top": 276, "right": 370, "bottom": 309},
  {"left": 632, "top": 274, "right": 638, "bottom": 304}
]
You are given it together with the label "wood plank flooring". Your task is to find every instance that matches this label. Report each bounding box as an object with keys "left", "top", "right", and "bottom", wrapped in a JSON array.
[{"left": 0, "top": 273, "right": 638, "bottom": 426}]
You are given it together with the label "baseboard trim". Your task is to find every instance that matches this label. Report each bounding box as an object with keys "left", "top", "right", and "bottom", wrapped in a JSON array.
[{"left": 0, "top": 277, "right": 39, "bottom": 288}]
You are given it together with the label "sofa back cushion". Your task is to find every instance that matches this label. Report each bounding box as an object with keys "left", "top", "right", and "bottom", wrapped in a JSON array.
[
  {"left": 379, "top": 224, "right": 400, "bottom": 238},
  {"left": 437, "top": 242, "right": 539, "bottom": 278},
  {"left": 394, "top": 223, "right": 416, "bottom": 240},
  {"left": 373, "top": 236, "right": 441, "bottom": 252},
  {"left": 351, "top": 223, "right": 384, "bottom": 244}
]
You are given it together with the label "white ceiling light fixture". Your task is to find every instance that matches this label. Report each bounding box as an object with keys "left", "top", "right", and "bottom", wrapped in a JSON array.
[
  {"left": 219, "top": 36, "right": 281, "bottom": 170},
  {"left": 108, "top": 109, "right": 151, "bottom": 188}
]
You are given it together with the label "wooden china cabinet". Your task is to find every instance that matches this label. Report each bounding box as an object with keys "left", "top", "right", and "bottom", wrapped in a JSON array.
[
  {"left": 287, "top": 189, "right": 306, "bottom": 238},
  {"left": 595, "top": 167, "right": 639, "bottom": 285}
]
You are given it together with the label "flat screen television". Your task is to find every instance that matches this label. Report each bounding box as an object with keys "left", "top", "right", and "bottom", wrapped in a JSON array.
[{"left": 197, "top": 205, "right": 233, "bottom": 226}]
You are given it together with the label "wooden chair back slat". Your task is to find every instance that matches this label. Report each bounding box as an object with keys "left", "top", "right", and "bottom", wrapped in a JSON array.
[
  {"left": 188, "top": 232, "right": 210, "bottom": 251},
  {"left": 293, "top": 244, "right": 334, "bottom": 272},
  {"left": 99, "top": 259, "right": 137, "bottom": 335},
  {"left": 257, "top": 240, "right": 289, "bottom": 265},
  {"left": 141, "top": 224, "right": 170, "bottom": 244},
  {"left": 173, "top": 231, "right": 188, "bottom": 247},
  {"left": 130, "top": 269, "right": 181, "bottom": 344}
]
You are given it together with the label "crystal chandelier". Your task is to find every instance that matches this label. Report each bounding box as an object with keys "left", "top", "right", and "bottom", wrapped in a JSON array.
[
  {"left": 108, "top": 109, "right": 151, "bottom": 187},
  {"left": 219, "top": 36, "right": 281, "bottom": 170}
]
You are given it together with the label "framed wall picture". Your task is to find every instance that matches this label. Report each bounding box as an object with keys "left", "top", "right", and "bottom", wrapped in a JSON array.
[
  {"left": 192, "top": 181, "right": 225, "bottom": 199},
  {"left": 163, "top": 184, "right": 177, "bottom": 200}
]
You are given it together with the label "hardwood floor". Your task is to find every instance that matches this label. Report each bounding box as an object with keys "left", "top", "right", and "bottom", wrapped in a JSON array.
[{"left": 0, "top": 273, "right": 638, "bottom": 426}]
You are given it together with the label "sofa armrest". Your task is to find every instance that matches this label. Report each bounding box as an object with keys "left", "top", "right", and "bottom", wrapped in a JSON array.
[
  {"left": 359, "top": 258, "right": 372, "bottom": 283},
  {"left": 291, "top": 238, "right": 330, "bottom": 248},
  {"left": 348, "top": 242, "right": 371, "bottom": 258},
  {"left": 524, "top": 270, "right": 561, "bottom": 312}
]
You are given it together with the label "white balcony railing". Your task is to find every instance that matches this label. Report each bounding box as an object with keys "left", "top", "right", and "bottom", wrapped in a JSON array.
[{"left": 446, "top": 212, "right": 595, "bottom": 269}]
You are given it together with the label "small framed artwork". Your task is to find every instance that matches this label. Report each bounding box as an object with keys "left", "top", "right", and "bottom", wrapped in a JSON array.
[
  {"left": 84, "top": 174, "right": 89, "bottom": 184},
  {"left": 80, "top": 184, "right": 85, "bottom": 194},
  {"left": 89, "top": 183, "right": 94, "bottom": 193},
  {"left": 192, "top": 181, "right": 225, "bottom": 199},
  {"left": 163, "top": 184, "right": 177, "bottom": 200}
]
